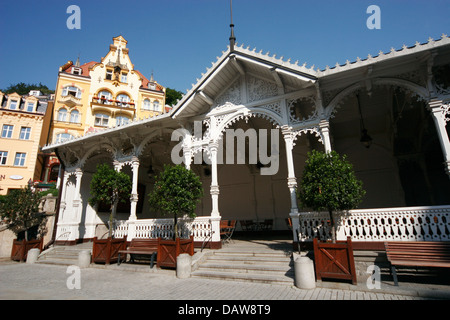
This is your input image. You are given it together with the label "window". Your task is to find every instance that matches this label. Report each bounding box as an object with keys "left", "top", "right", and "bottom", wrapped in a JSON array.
[
  {"left": 72, "top": 67, "right": 82, "bottom": 75},
  {"left": 121, "top": 73, "right": 128, "bottom": 83},
  {"left": 116, "top": 94, "right": 130, "bottom": 107},
  {"left": 70, "top": 110, "right": 80, "bottom": 123},
  {"left": 9, "top": 100, "right": 18, "bottom": 110},
  {"left": 1, "top": 125, "right": 13, "bottom": 138},
  {"left": 62, "top": 86, "right": 81, "bottom": 98},
  {"left": 106, "top": 69, "right": 113, "bottom": 80},
  {"left": 57, "top": 108, "right": 67, "bottom": 121},
  {"left": 98, "top": 90, "right": 112, "bottom": 104},
  {"left": 14, "top": 153, "right": 26, "bottom": 167},
  {"left": 26, "top": 102, "right": 35, "bottom": 112},
  {"left": 143, "top": 99, "right": 151, "bottom": 110},
  {"left": 152, "top": 100, "right": 160, "bottom": 111},
  {"left": 0, "top": 151, "right": 7, "bottom": 165},
  {"left": 95, "top": 113, "right": 109, "bottom": 127},
  {"left": 20, "top": 127, "right": 31, "bottom": 140},
  {"left": 56, "top": 133, "right": 73, "bottom": 143},
  {"left": 116, "top": 115, "right": 130, "bottom": 126}
]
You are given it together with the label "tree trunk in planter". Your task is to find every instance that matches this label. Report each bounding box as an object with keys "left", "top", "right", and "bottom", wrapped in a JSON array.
[
  {"left": 313, "top": 236, "right": 357, "bottom": 285},
  {"left": 157, "top": 236, "right": 194, "bottom": 269},
  {"left": 11, "top": 238, "right": 43, "bottom": 262},
  {"left": 92, "top": 237, "right": 127, "bottom": 264}
]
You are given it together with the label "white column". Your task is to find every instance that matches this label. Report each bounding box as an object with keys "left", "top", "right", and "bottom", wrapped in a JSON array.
[
  {"left": 209, "top": 141, "right": 221, "bottom": 243},
  {"left": 281, "top": 126, "right": 300, "bottom": 242},
  {"left": 428, "top": 99, "right": 450, "bottom": 177},
  {"left": 129, "top": 157, "right": 139, "bottom": 221},
  {"left": 319, "top": 119, "right": 332, "bottom": 153},
  {"left": 69, "top": 168, "right": 83, "bottom": 242}
]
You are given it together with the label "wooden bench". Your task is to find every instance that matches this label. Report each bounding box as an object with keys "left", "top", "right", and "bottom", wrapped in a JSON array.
[
  {"left": 384, "top": 241, "right": 450, "bottom": 286},
  {"left": 118, "top": 239, "right": 159, "bottom": 268}
]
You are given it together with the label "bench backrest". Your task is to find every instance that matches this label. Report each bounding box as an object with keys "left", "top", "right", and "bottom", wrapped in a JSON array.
[
  {"left": 385, "top": 241, "right": 450, "bottom": 263},
  {"left": 129, "top": 239, "right": 159, "bottom": 249}
]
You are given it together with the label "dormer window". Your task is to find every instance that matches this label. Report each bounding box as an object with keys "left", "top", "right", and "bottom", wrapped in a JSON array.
[
  {"left": 26, "top": 102, "right": 35, "bottom": 112},
  {"left": 9, "top": 99, "right": 18, "bottom": 110},
  {"left": 149, "top": 83, "right": 156, "bottom": 90},
  {"left": 72, "top": 67, "right": 82, "bottom": 75}
]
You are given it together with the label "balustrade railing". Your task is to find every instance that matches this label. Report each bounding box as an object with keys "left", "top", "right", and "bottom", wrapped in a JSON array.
[
  {"left": 296, "top": 205, "right": 450, "bottom": 242},
  {"left": 112, "top": 216, "right": 213, "bottom": 242}
]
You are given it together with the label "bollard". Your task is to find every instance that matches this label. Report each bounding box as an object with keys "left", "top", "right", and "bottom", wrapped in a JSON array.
[
  {"left": 78, "top": 250, "right": 91, "bottom": 268},
  {"left": 294, "top": 256, "right": 316, "bottom": 289},
  {"left": 26, "top": 248, "right": 40, "bottom": 264},
  {"left": 176, "top": 253, "right": 192, "bottom": 279}
]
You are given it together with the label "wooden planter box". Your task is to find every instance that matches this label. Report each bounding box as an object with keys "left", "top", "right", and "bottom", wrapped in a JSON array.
[
  {"left": 313, "top": 236, "right": 357, "bottom": 285},
  {"left": 157, "top": 236, "right": 194, "bottom": 269},
  {"left": 11, "top": 238, "right": 43, "bottom": 262},
  {"left": 92, "top": 237, "right": 127, "bottom": 264}
]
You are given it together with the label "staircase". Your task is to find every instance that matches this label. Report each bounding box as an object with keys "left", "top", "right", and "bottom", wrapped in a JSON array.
[
  {"left": 191, "top": 239, "right": 295, "bottom": 285},
  {"left": 36, "top": 242, "right": 93, "bottom": 266}
]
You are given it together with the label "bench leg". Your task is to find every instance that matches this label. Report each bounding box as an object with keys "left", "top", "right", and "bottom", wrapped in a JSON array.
[
  {"left": 391, "top": 265, "right": 399, "bottom": 286},
  {"left": 150, "top": 253, "right": 156, "bottom": 269},
  {"left": 118, "top": 253, "right": 121, "bottom": 266}
]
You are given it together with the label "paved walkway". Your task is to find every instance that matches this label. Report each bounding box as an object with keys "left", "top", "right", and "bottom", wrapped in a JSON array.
[{"left": 1, "top": 260, "right": 449, "bottom": 301}]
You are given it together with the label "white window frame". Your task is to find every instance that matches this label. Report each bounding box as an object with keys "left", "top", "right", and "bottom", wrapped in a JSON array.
[
  {"left": 57, "top": 108, "right": 68, "bottom": 122},
  {"left": 9, "top": 100, "right": 18, "bottom": 110},
  {"left": 116, "top": 94, "right": 130, "bottom": 107},
  {"left": 26, "top": 102, "right": 35, "bottom": 112},
  {"left": 56, "top": 133, "right": 74, "bottom": 143},
  {"left": 0, "top": 151, "right": 7, "bottom": 165},
  {"left": 152, "top": 100, "right": 160, "bottom": 112},
  {"left": 116, "top": 115, "right": 130, "bottom": 126},
  {"left": 70, "top": 110, "right": 80, "bottom": 123},
  {"left": 1, "top": 125, "right": 13, "bottom": 138},
  {"left": 20, "top": 127, "right": 31, "bottom": 140},
  {"left": 95, "top": 113, "right": 109, "bottom": 127},
  {"left": 62, "top": 86, "right": 82, "bottom": 99},
  {"left": 14, "top": 152, "right": 26, "bottom": 167},
  {"left": 143, "top": 99, "right": 151, "bottom": 110}
]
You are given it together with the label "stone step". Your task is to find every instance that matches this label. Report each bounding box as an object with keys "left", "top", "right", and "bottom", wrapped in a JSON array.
[
  {"left": 206, "top": 254, "right": 291, "bottom": 264},
  {"left": 36, "top": 243, "right": 93, "bottom": 266},
  {"left": 197, "top": 262, "right": 294, "bottom": 275},
  {"left": 191, "top": 270, "right": 294, "bottom": 285}
]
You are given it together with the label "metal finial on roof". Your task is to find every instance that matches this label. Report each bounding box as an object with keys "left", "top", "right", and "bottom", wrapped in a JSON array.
[
  {"left": 75, "top": 54, "right": 80, "bottom": 67},
  {"left": 229, "top": 0, "right": 236, "bottom": 52}
]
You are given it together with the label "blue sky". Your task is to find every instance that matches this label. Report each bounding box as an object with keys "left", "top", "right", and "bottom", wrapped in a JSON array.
[{"left": 0, "top": 0, "right": 449, "bottom": 94}]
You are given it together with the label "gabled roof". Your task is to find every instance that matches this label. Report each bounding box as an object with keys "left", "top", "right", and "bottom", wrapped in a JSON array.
[{"left": 171, "top": 43, "right": 318, "bottom": 119}]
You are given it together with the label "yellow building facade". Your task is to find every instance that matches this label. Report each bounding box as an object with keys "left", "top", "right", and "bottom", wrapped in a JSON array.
[
  {"left": 0, "top": 91, "right": 52, "bottom": 195},
  {"left": 44, "top": 36, "right": 166, "bottom": 182}
]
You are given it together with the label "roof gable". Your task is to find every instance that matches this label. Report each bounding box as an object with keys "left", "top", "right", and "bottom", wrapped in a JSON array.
[{"left": 172, "top": 44, "right": 317, "bottom": 119}]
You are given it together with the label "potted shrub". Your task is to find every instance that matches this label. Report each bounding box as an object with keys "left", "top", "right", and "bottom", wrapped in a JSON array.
[
  {"left": 148, "top": 164, "right": 203, "bottom": 268},
  {"left": 297, "top": 150, "right": 365, "bottom": 284},
  {"left": 0, "top": 185, "right": 47, "bottom": 261},
  {"left": 88, "top": 163, "right": 131, "bottom": 264}
]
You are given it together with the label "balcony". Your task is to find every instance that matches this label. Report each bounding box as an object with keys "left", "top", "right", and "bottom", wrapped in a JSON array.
[
  {"left": 91, "top": 96, "right": 136, "bottom": 110},
  {"left": 58, "top": 95, "right": 82, "bottom": 108}
]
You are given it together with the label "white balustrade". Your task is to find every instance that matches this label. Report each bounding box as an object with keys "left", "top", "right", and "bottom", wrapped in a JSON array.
[
  {"left": 112, "top": 216, "right": 213, "bottom": 242},
  {"left": 296, "top": 205, "right": 450, "bottom": 242}
]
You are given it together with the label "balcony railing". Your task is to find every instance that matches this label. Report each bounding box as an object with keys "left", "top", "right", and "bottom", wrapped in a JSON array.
[{"left": 91, "top": 97, "right": 136, "bottom": 110}]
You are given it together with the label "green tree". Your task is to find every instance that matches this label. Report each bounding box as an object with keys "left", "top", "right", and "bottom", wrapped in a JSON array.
[
  {"left": 0, "top": 185, "right": 47, "bottom": 241},
  {"left": 3, "top": 82, "right": 54, "bottom": 95},
  {"left": 165, "top": 87, "right": 183, "bottom": 106},
  {"left": 88, "top": 164, "right": 132, "bottom": 238},
  {"left": 148, "top": 165, "right": 203, "bottom": 239},
  {"left": 297, "top": 150, "right": 365, "bottom": 242}
]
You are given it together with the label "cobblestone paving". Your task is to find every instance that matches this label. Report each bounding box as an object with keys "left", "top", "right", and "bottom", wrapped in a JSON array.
[{"left": 0, "top": 262, "right": 443, "bottom": 301}]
